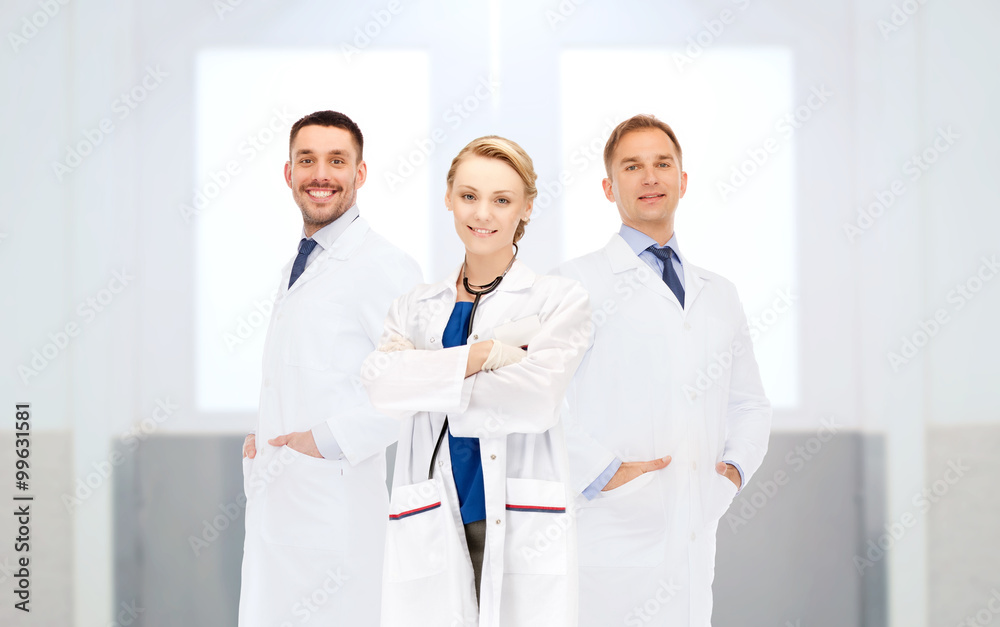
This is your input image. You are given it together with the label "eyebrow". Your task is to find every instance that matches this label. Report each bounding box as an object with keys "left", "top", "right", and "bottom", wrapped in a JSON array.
[
  {"left": 294, "top": 148, "right": 351, "bottom": 158},
  {"left": 455, "top": 185, "right": 516, "bottom": 195},
  {"left": 621, "top": 154, "right": 676, "bottom": 164}
]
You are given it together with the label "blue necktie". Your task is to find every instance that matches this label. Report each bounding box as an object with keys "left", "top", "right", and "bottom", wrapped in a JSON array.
[
  {"left": 288, "top": 238, "right": 318, "bottom": 288},
  {"left": 647, "top": 245, "right": 685, "bottom": 308}
]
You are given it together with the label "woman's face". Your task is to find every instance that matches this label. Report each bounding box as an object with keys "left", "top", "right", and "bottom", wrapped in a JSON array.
[{"left": 446, "top": 155, "right": 532, "bottom": 260}]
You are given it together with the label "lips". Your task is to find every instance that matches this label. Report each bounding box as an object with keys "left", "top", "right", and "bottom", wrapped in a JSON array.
[
  {"left": 468, "top": 225, "right": 498, "bottom": 237},
  {"left": 639, "top": 193, "right": 665, "bottom": 200},
  {"left": 305, "top": 188, "right": 338, "bottom": 201}
]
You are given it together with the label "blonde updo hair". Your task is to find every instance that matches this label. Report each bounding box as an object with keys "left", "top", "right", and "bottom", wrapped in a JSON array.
[{"left": 446, "top": 135, "right": 537, "bottom": 244}]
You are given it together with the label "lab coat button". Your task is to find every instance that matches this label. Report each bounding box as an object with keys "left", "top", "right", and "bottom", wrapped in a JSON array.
[
  {"left": 684, "top": 322, "right": 691, "bottom": 330},
  {"left": 438, "top": 460, "right": 445, "bottom": 467},
  {"left": 691, "top": 533, "right": 696, "bottom": 541},
  {"left": 473, "top": 334, "right": 479, "bottom": 340},
  {"left": 490, "top": 454, "right": 496, "bottom": 460},
  {"left": 495, "top": 519, "right": 501, "bottom": 525},
  {"left": 691, "top": 462, "right": 697, "bottom": 470},
  {"left": 430, "top": 337, "right": 437, "bottom": 343}
]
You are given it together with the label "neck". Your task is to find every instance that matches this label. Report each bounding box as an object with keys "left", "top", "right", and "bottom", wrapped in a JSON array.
[
  {"left": 462, "top": 248, "right": 515, "bottom": 288},
  {"left": 303, "top": 222, "right": 326, "bottom": 238},
  {"left": 303, "top": 199, "right": 356, "bottom": 238},
  {"left": 631, "top": 221, "right": 674, "bottom": 247},
  {"left": 303, "top": 214, "right": 338, "bottom": 238}
]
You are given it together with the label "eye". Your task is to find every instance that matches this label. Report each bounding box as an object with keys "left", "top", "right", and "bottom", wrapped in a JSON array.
[
  {"left": 625, "top": 165, "right": 638, "bottom": 171},
  {"left": 462, "top": 193, "right": 475, "bottom": 201},
  {"left": 496, "top": 197, "right": 509, "bottom": 204},
  {"left": 300, "top": 158, "right": 313, "bottom": 164},
  {"left": 332, "top": 159, "right": 344, "bottom": 165},
  {"left": 657, "top": 162, "right": 670, "bottom": 168}
]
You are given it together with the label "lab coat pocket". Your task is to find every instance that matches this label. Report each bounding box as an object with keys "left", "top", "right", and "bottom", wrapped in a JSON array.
[
  {"left": 385, "top": 479, "right": 448, "bottom": 582},
  {"left": 598, "top": 468, "right": 655, "bottom": 500},
  {"left": 704, "top": 472, "right": 739, "bottom": 527},
  {"left": 577, "top": 470, "right": 667, "bottom": 568},
  {"left": 259, "top": 446, "right": 348, "bottom": 552},
  {"left": 504, "top": 478, "right": 568, "bottom": 575},
  {"left": 492, "top": 314, "right": 542, "bottom": 349}
]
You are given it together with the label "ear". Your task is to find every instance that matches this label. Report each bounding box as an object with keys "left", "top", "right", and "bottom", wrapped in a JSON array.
[
  {"left": 679, "top": 170, "right": 688, "bottom": 199},
  {"left": 602, "top": 177, "right": 616, "bottom": 203},
  {"left": 444, "top": 188, "right": 453, "bottom": 212},
  {"left": 355, "top": 161, "right": 367, "bottom": 189},
  {"left": 522, "top": 198, "right": 533, "bottom": 221},
  {"left": 284, "top": 161, "right": 293, "bottom": 189}
]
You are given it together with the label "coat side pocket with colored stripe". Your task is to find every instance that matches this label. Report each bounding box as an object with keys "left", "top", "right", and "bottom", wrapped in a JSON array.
[
  {"left": 504, "top": 477, "right": 569, "bottom": 575},
  {"left": 385, "top": 479, "right": 448, "bottom": 582}
]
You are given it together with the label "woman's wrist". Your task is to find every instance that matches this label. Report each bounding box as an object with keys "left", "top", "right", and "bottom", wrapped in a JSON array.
[{"left": 465, "top": 340, "right": 495, "bottom": 377}]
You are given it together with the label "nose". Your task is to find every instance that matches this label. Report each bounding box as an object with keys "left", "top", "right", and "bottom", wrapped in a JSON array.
[
  {"left": 312, "top": 161, "right": 332, "bottom": 183},
  {"left": 641, "top": 167, "right": 658, "bottom": 185},
  {"left": 473, "top": 198, "right": 491, "bottom": 222}
]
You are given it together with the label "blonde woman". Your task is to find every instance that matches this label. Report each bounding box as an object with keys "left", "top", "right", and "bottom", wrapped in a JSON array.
[{"left": 362, "top": 136, "right": 591, "bottom": 626}]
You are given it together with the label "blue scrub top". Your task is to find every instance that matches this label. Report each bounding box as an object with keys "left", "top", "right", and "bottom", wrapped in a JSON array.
[{"left": 442, "top": 301, "right": 486, "bottom": 525}]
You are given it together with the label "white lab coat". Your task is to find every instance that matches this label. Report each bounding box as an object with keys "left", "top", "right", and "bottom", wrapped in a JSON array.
[
  {"left": 361, "top": 259, "right": 592, "bottom": 627},
  {"left": 552, "top": 234, "right": 771, "bottom": 627},
  {"left": 238, "top": 216, "right": 422, "bottom": 627}
]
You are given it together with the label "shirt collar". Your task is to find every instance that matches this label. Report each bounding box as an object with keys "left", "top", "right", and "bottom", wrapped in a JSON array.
[
  {"left": 300, "top": 204, "right": 360, "bottom": 251},
  {"left": 618, "top": 223, "right": 682, "bottom": 261}
]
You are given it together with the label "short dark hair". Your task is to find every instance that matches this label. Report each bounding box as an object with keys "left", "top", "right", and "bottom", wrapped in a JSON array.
[
  {"left": 603, "top": 114, "right": 683, "bottom": 177},
  {"left": 288, "top": 110, "right": 364, "bottom": 161}
]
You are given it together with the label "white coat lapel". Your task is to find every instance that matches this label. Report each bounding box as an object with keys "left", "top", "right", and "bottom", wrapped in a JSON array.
[
  {"left": 284, "top": 245, "right": 333, "bottom": 296},
  {"left": 494, "top": 258, "right": 535, "bottom": 293},
  {"left": 411, "top": 265, "right": 460, "bottom": 347},
  {"left": 283, "top": 217, "right": 371, "bottom": 297},
  {"left": 677, "top": 250, "right": 708, "bottom": 312},
  {"left": 603, "top": 234, "right": 679, "bottom": 308},
  {"left": 416, "top": 264, "right": 460, "bottom": 303},
  {"left": 277, "top": 255, "right": 296, "bottom": 297}
]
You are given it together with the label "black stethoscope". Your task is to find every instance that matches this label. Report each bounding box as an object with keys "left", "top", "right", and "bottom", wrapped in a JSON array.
[
  {"left": 427, "top": 246, "right": 518, "bottom": 480},
  {"left": 462, "top": 244, "right": 517, "bottom": 338}
]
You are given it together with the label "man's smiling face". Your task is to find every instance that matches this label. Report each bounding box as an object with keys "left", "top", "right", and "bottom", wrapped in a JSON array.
[
  {"left": 285, "top": 125, "right": 366, "bottom": 236},
  {"left": 603, "top": 128, "right": 687, "bottom": 239}
]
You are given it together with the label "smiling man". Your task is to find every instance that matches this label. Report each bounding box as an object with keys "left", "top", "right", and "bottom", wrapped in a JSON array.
[
  {"left": 237, "top": 110, "right": 422, "bottom": 627},
  {"left": 553, "top": 114, "right": 772, "bottom": 626}
]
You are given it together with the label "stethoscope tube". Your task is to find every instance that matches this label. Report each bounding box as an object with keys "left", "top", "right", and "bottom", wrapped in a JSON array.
[{"left": 427, "top": 249, "right": 517, "bottom": 480}]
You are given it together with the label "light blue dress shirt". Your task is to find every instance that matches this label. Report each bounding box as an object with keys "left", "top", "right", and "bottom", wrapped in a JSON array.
[
  {"left": 618, "top": 223, "right": 686, "bottom": 291},
  {"left": 582, "top": 224, "right": 744, "bottom": 498}
]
